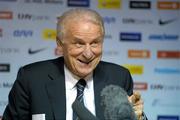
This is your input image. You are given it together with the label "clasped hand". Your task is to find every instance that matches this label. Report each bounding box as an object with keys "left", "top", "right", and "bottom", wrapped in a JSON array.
[{"left": 128, "top": 92, "right": 144, "bottom": 120}]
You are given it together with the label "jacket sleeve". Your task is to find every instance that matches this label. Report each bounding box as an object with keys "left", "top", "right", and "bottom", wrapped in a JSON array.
[
  {"left": 124, "top": 69, "right": 148, "bottom": 120},
  {"left": 124, "top": 68, "right": 134, "bottom": 96},
  {"left": 2, "top": 67, "right": 31, "bottom": 120}
]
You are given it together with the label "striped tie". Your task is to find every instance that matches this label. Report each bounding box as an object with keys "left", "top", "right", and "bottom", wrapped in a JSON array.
[{"left": 73, "top": 79, "right": 86, "bottom": 120}]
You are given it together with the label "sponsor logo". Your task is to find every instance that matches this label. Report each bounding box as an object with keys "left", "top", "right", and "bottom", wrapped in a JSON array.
[
  {"left": 158, "top": 115, "right": 179, "bottom": 120},
  {"left": 0, "top": 82, "right": 13, "bottom": 88},
  {"left": 134, "top": 82, "right": 148, "bottom": 90},
  {"left": 23, "top": 0, "right": 42, "bottom": 3},
  {"left": 157, "top": 1, "right": 180, "bottom": 10},
  {"left": 44, "top": 0, "right": 63, "bottom": 4},
  {"left": 28, "top": 48, "right": 46, "bottom": 55},
  {"left": 98, "top": 0, "right": 121, "bottom": 9},
  {"left": 103, "top": 50, "right": 119, "bottom": 56},
  {"left": 130, "top": 1, "right": 151, "bottom": 9},
  {"left": 103, "top": 16, "right": 116, "bottom": 24},
  {"left": 0, "top": 11, "right": 13, "bottom": 19},
  {"left": 0, "top": 64, "right": 10, "bottom": 72},
  {"left": 150, "top": 84, "right": 180, "bottom": 91},
  {"left": 153, "top": 99, "right": 180, "bottom": 107},
  {"left": 0, "top": 0, "right": 16, "bottom": 1},
  {"left": 120, "top": 32, "right": 141, "bottom": 42},
  {"left": 23, "top": 0, "right": 63, "bottom": 4},
  {"left": 122, "top": 18, "right": 153, "bottom": 24},
  {"left": 123, "top": 64, "right": 143, "bottom": 75},
  {"left": 18, "top": 13, "right": 50, "bottom": 21},
  {"left": 42, "top": 29, "right": 56, "bottom": 40},
  {"left": 154, "top": 68, "right": 180, "bottom": 74},
  {"left": 0, "top": 28, "right": 2, "bottom": 37},
  {"left": 149, "top": 34, "right": 179, "bottom": 41},
  {"left": 128, "top": 49, "right": 150, "bottom": 58},
  {"left": 0, "top": 48, "right": 20, "bottom": 54},
  {"left": 67, "top": 0, "right": 89, "bottom": 7},
  {"left": 13, "top": 30, "right": 33, "bottom": 37},
  {"left": 157, "top": 51, "right": 180, "bottom": 59},
  {"left": 159, "top": 18, "right": 178, "bottom": 26}
]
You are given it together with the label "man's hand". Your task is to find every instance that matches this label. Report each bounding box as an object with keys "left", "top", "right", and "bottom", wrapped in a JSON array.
[{"left": 128, "top": 91, "right": 144, "bottom": 120}]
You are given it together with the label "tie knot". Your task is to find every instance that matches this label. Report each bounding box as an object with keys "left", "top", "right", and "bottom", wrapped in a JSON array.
[
  {"left": 76, "top": 79, "right": 86, "bottom": 101},
  {"left": 76, "top": 79, "right": 86, "bottom": 91}
]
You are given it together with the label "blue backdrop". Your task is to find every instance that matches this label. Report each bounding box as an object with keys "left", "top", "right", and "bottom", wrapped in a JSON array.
[{"left": 0, "top": 0, "right": 180, "bottom": 120}]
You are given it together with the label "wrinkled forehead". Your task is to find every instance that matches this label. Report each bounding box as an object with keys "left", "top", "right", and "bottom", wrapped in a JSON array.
[{"left": 64, "top": 19, "right": 104, "bottom": 35}]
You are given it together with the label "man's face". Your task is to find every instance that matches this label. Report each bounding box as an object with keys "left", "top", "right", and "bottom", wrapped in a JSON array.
[{"left": 58, "top": 21, "right": 104, "bottom": 78}]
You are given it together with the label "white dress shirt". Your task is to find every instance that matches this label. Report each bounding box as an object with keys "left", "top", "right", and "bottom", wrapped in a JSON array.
[{"left": 64, "top": 65, "right": 96, "bottom": 120}]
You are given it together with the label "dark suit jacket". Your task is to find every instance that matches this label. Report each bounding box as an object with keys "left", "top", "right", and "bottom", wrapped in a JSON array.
[{"left": 3, "top": 57, "right": 133, "bottom": 120}]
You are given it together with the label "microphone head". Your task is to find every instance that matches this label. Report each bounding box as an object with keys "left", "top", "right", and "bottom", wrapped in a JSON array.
[
  {"left": 72, "top": 99, "right": 99, "bottom": 120},
  {"left": 101, "top": 85, "right": 137, "bottom": 120}
]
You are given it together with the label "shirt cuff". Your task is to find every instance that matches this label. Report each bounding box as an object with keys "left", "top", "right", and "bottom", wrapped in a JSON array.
[{"left": 142, "top": 112, "right": 148, "bottom": 120}]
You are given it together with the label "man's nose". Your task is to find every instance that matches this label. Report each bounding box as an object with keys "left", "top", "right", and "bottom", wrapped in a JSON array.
[{"left": 83, "top": 45, "right": 93, "bottom": 59}]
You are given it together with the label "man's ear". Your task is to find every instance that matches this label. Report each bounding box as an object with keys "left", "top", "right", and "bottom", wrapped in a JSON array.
[
  {"left": 56, "top": 36, "right": 64, "bottom": 56},
  {"left": 56, "top": 36, "right": 63, "bottom": 47}
]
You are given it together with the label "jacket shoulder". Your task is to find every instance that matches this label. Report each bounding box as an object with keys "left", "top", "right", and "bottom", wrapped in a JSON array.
[
  {"left": 98, "top": 61, "right": 129, "bottom": 73},
  {"left": 96, "top": 61, "right": 133, "bottom": 95},
  {"left": 22, "top": 57, "right": 63, "bottom": 71}
]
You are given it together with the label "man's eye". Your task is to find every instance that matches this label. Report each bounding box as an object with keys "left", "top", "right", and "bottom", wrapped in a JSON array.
[
  {"left": 75, "top": 43, "right": 83, "bottom": 48},
  {"left": 91, "top": 41, "right": 101, "bottom": 47},
  {"left": 91, "top": 43, "right": 98, "bottom": 47}
]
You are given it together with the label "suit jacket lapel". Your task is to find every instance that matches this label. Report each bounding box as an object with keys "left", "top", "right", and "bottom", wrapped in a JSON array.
[
  {"left": 93, "top": 63, "right": 107, "bottom": 120},
  {"left": 45, "top": 58, "right": 107, "bottom": 120},
  {"left": 45, "top": 57, "right": 66, "bottom": 120}
]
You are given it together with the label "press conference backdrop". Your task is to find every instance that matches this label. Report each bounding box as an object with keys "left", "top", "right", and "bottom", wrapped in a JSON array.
[{"left": 0, "top": 0, "right": 180, "bottom": 119}]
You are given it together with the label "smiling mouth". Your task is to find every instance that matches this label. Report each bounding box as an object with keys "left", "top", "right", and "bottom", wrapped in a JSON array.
[{"left": 78, "top": 59, "right": 92, "bottom": 65}]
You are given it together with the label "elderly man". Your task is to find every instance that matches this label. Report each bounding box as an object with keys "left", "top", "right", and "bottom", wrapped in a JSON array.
[{"left": 3, "top": 8, "right": 147, "bottom": 120}]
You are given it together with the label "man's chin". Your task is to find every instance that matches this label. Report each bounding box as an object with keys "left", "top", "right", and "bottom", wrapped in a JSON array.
[{"left": 76, "top": 71, "right": 92, "bottom": 78}]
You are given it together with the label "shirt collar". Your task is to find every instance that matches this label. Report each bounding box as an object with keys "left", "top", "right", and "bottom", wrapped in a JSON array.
[{"left": 64, "top": 65, "right": 93, "bottom": 90}]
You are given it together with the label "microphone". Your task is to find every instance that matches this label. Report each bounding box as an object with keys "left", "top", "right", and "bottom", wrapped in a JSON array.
[
  {"left": 72, "top": 99, "right": 99, "bottom": 120},
  {"left": 101, "top": 85, "right": 137, "bottom": 120}
]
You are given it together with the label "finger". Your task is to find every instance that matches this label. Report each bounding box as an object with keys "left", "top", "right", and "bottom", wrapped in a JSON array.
[
  {"left": 128, "top": 92, "right": 141, "bottom": 104},
  {"left": 134, "top": 91, "right": 141, "bottom": 102},
  {"left": 132, "top": 95, "right": 136, "bottom": 103},
  {"left": 128, "top": 95, "right": 133, "bottom": 103},
  {"left": 133, "top": 104, "right": 144, "bottom": 111},
  {"left": 135, "top": 110, "right": 143, "bottom": 120},
  {"left": 134, "top": 99, "right": 144, "bottom": 106},
  {"left": 128, "top": 94, "right": 136, "bottom": 104}
]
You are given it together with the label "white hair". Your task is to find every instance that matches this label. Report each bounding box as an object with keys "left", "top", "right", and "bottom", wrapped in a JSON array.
[{"left": 56, "top": 8, "right": 105, "bottom": 42}]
